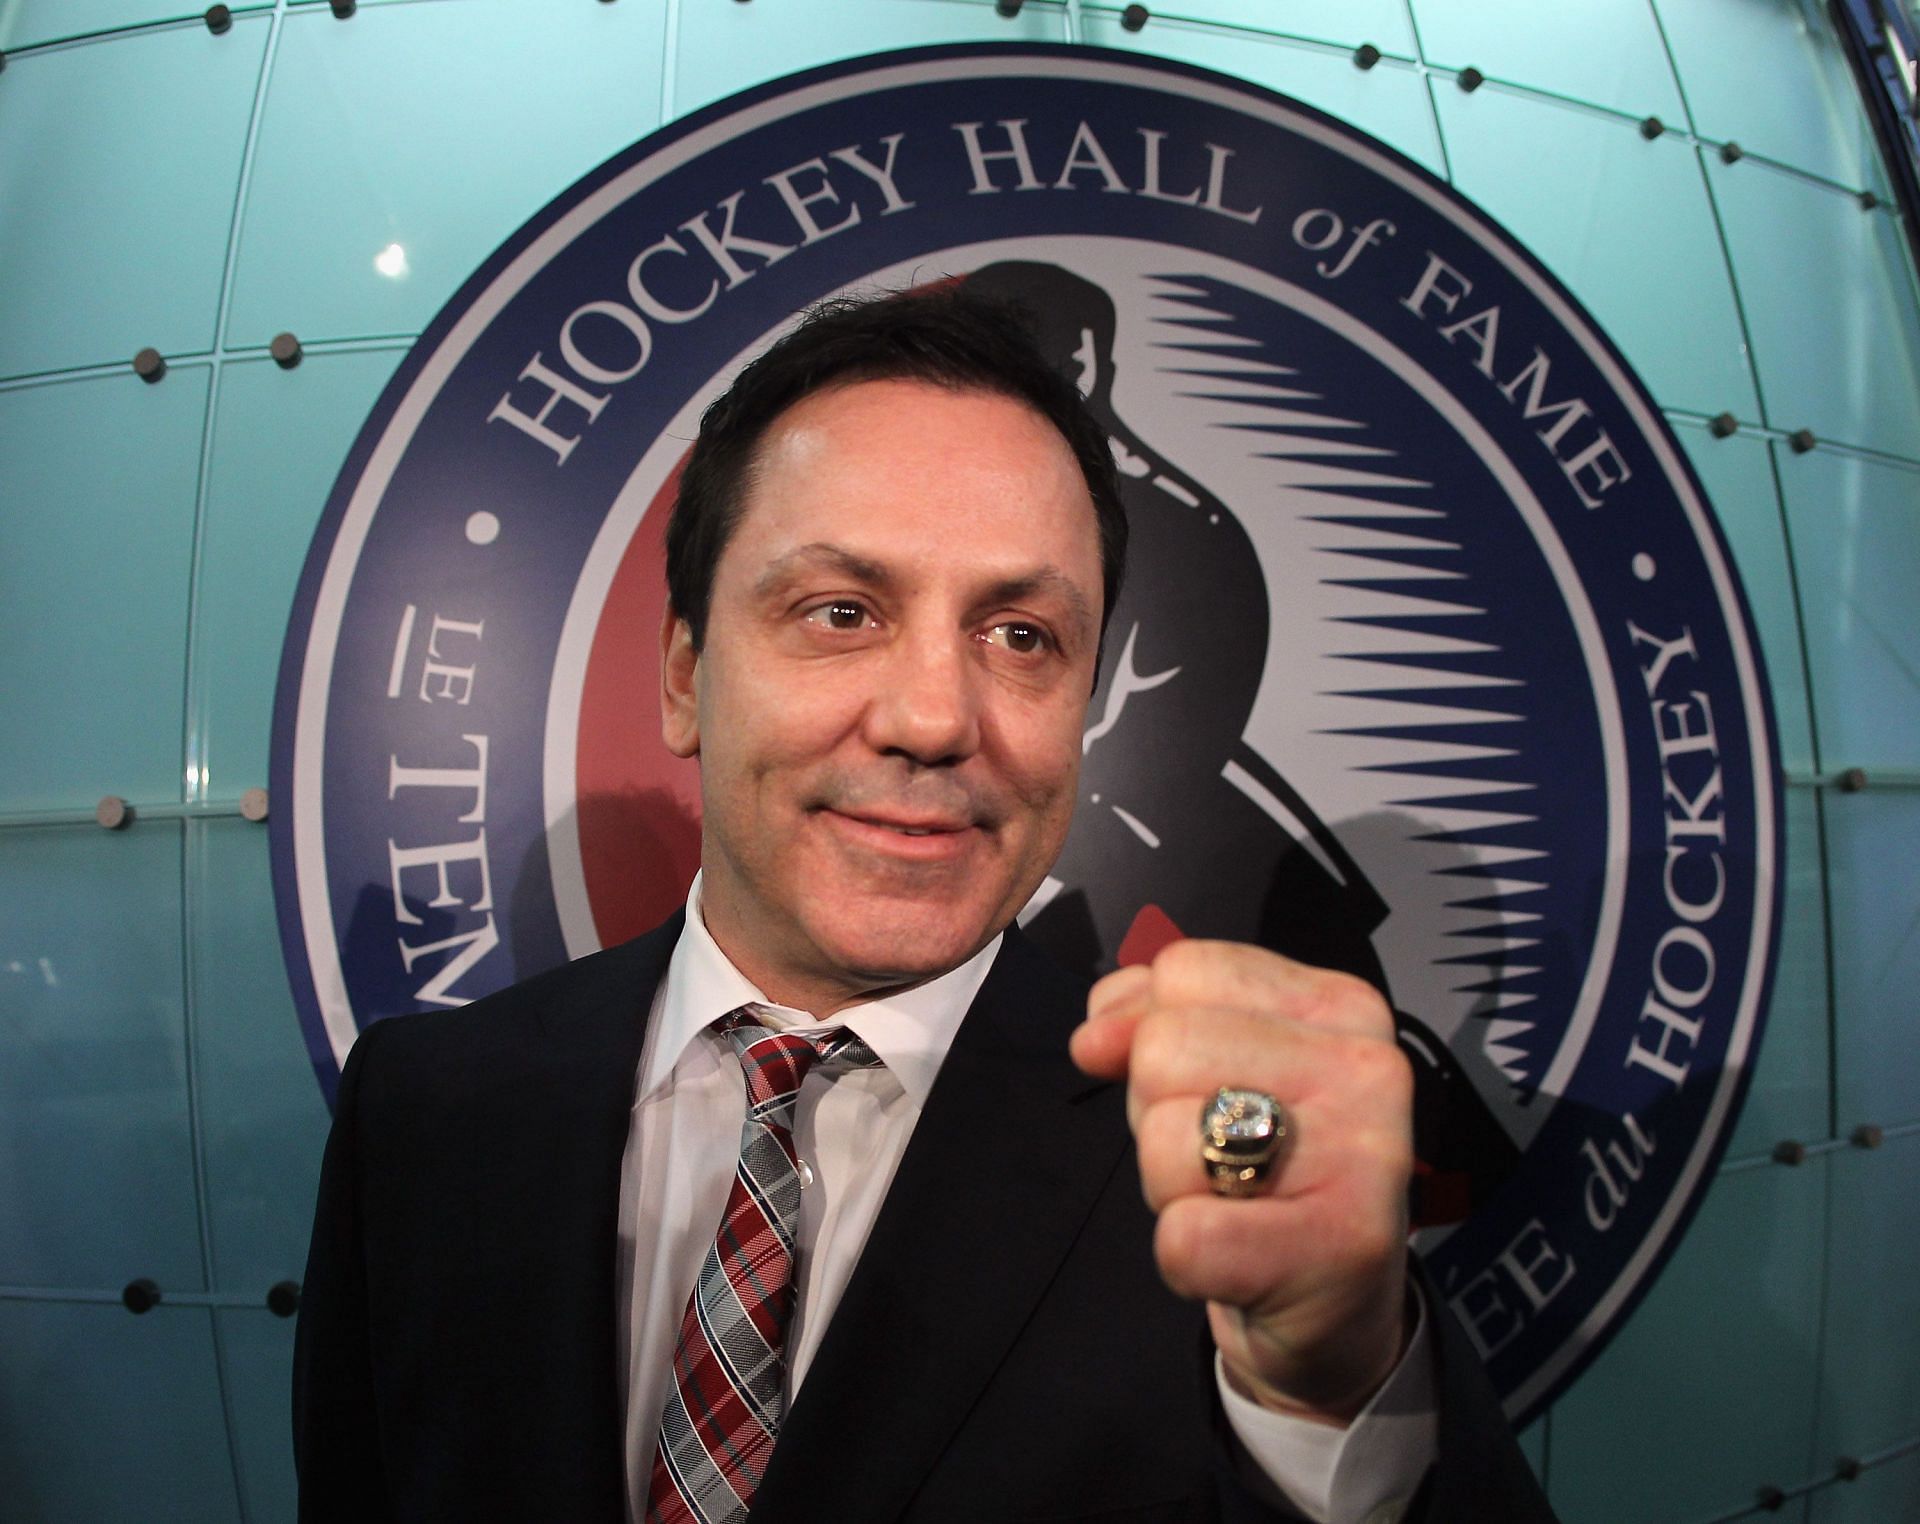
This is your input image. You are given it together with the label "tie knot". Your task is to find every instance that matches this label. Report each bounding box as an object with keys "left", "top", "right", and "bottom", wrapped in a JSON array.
[{"left": 718, "top": 1011, "right": 880, "bottom": 1126}]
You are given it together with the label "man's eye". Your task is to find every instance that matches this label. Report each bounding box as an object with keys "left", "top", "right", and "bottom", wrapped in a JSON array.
[
  {"left": 806, "top": 601, "right": 871, "bottom": 631},
  {"left": 986, "top": 622, "right": 1047, "bottom": 655}
]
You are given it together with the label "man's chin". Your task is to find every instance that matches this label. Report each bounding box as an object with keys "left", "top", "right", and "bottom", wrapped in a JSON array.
[{"left": 810, "top": 913, "right": 1004, "bottom": 998}]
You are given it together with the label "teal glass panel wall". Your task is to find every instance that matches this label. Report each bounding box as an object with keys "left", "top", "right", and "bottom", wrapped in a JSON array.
[
  {"left": 192, "top": 349, "right": 404, "bottom": 800},
  {"left": 1432, "top": 83, "right": 1759, "bottom": 419},
  {"left": 1547, "top": 1160, "right": 1829, "bottom": 1523},
  {"left": 227, "top": 0, "right": 668, "bottom": 346},
  {"left": 0, "top": 4, "right": 269, "bottom": 52},
  {"left": 0, "top": 371, "right": 205, "bottom": 810},
  {"left": 0, "top": 1302, "right": 240, "bottom": 1524},
  {"left": 1086, "top": 10, "right": 1445, "bottom": 173},
  {"left": 675, "top": 0, "right": 1068, "bottom": 117},
  {"left": 1652, "top": 0, "right": 1890, "bottom": 193},
  {"left": 0, "top": 824, "right": 200, "bottom": 1290},
  {"left": 1409, "top": 0, "right": 1683, "bottom": 118},
  {"left": 1, "top": 1, "right": 1915, "bottom": 1518},
  {"left": 1129, "top": 0, "right": 1416, "bottom": 55},
  {"left": 0, "top": 17, "right": 267, "bottom": 379}
]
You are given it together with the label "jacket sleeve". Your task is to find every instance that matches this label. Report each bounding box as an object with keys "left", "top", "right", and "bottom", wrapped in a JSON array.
[
  {"left": 292, "top": 1020, "right": 394, "bottom": 1524},
  {"left": 1403, "top": 1255, "right": 1559, "bottom": 1524}
]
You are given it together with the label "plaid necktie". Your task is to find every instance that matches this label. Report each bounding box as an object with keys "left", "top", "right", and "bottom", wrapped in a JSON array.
[{"left": 645, "top": 1010, "right": 878, "bottom": 1524}]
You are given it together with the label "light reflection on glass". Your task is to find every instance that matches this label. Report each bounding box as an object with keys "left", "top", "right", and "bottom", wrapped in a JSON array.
[{"left": 375, "top": 242, "right": 409, "bottom": 279}]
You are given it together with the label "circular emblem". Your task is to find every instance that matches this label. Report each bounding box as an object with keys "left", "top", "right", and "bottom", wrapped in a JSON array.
[{"left": 271, "top": 43, "right": 1780, "bottom": 1421}]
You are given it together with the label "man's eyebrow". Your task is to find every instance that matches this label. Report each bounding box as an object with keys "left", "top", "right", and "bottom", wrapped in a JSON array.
[
  {"left": 978, "top": 568, "right": 1097, "bottom": 635},
  {"left": 751, "top": 545, "right": 1098, "bottom": 635},
  {"left": 751, "top": 543, "right": 892, "bottom": 599}
]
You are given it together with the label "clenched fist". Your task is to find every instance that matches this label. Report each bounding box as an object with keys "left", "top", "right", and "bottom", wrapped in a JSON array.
[{"left": 1069, "top": 939, "right": 1415, "bottom": 1424}]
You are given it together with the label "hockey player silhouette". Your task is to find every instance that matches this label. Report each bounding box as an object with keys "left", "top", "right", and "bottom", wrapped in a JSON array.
[{"left": 965, "top": 260, "right": 1520, "bottom": 1225}]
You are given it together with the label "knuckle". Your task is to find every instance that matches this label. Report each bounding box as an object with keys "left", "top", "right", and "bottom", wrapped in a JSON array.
[
  {"left": 1347, "top": 1029, "right": 1410, "bottom": 1086},
  {"left": 1147, "top": 938, "right": 1210, "bottom": 1000},
  {"left": 1320, "top": 1029, "right": 1380, "bottom": 1085},
  {"left": 1366, "top": 1040, "right": 1416, "bottom": 1109},
  {"left": 1128, "top": 1009, "right": 1188, "bottom": 1081},
  {"left": 1312, "top": 967, "right": 1390, "bottom": 1027}
]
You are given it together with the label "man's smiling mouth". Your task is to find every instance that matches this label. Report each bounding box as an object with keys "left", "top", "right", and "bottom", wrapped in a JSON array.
[{"left": 820, "top": 807, "right": 983, "bottom": 853}]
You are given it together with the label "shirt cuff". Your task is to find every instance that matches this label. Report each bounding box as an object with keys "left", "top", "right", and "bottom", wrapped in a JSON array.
[{"left": 1214, "top": 1284, "right": 1437, "bottom": 1524}]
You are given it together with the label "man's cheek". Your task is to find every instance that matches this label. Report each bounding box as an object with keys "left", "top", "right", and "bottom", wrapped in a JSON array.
[{"left": 1035, "top": 733, "right": 1085, "bottom": 811}]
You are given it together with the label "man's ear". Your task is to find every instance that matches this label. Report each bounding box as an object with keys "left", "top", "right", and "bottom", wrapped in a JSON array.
[{"left": 660, "top": 603, "right": 701, "bottom": 759}]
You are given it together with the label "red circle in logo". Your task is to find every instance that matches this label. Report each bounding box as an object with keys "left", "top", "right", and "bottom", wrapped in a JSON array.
[{"left": 575, "top": 460, "right": 702, "bottom": 948}]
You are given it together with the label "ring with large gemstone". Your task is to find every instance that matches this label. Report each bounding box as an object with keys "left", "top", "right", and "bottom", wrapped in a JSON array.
[{"left": 1199, "top": 1088, "right": 1290, "bottom": 1198}]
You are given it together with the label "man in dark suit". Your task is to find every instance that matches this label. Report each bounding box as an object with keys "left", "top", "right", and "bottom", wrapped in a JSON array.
[{"left": 294, "top": 288, "right": 1556, "bottom": 1522}]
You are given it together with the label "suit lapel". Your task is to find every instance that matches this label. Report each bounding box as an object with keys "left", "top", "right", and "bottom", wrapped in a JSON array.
[
  {"left": 753, "top": 930, "right": 1126, "bottom": 1523},
  {"left": 492, "top": 915, "right": 681, "bottom": 1515}
]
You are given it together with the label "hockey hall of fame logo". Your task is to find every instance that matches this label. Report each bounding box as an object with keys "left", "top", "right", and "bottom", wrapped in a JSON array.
[{"left": 271, "top": 44, "right": 1781, "bottom": 1419}]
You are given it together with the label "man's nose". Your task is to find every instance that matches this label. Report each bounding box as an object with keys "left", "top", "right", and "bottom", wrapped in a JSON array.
[{"left": 862, "top": 629, "right": 983, "bottom": 765}]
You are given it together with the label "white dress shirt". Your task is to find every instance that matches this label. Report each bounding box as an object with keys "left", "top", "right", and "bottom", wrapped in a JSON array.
[{"left": 618, "top": 875, "right": 1434, "bottom": 1523}]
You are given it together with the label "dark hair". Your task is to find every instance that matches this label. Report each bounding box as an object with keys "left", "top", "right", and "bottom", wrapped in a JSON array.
[{"left": 666, "top": 284, "right": 1128, "bottom": 649}]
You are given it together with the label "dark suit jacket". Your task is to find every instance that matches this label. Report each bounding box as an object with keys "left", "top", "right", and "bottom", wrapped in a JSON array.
[{"left": 294, "top": 916, "right": 1556, "bottom": 1522}]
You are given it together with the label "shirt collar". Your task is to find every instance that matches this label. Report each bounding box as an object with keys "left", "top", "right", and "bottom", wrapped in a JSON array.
[{"left": 640, "top": 872, "right": 1000, "bottom": 1110}]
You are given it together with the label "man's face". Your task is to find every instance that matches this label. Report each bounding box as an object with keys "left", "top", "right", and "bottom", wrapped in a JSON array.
[{"left": 660, "top": 377, "right": 1104, "bottom": 1015}]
